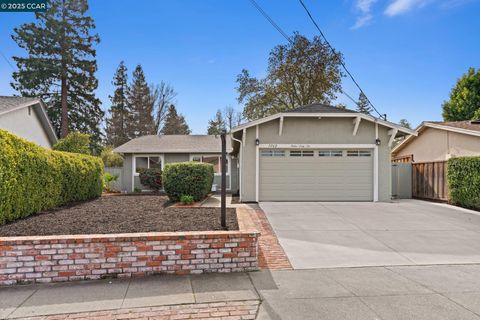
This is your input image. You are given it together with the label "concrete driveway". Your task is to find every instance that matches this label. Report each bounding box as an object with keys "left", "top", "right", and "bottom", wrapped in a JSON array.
[{"left": 260, "top": 200, "right": 480, "bottom": 269}]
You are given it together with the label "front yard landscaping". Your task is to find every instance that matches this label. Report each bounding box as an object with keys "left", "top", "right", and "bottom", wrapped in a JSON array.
[{"left": 0, "top": 195, "right": 238, "bottom": 237}]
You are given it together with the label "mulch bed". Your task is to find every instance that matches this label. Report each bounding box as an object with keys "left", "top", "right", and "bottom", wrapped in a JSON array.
[{"left": 0, "top": 195, "right": 238, "bottom": 237}]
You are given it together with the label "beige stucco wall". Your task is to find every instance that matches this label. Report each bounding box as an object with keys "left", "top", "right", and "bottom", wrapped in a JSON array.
[
  {"left": 238, "top": 117, "right": 393, "bottom": 202},
  {"left": 0, "top": 107, "right": 53, "bottom": 148},
  {"left": 394, "top": 127, "right": 480, "bottom": 162}
]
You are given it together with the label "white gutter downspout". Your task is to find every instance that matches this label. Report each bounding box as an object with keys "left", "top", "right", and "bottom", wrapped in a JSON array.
[{"left": 232, "top": 136, "right": 243, "bottom": 202}]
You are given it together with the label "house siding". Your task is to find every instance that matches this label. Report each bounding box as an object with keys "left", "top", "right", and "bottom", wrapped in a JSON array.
[
  {"left": 122, "top": 153, "right": 233, "bottom": 192},
  {"left": 0, "top": 106, "right": 53, "bottom": 148},
  {"left": 394, "top": 127, "right": 480, "bottom": 162},
  {"left": 239, "top": 117, "right": 392, "bottom": 202}
]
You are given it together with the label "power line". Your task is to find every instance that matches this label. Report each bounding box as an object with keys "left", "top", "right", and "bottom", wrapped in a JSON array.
[
  {"left": 248, "top": 0, "right": 291, "bottom": 42},
  {"left": 298, "top": 0, "right": 385, "bottom": 120},
  {"left": 247, "top": 0, "right": 379, "bottom": 117},
  {"left": 0, "top": 51, "right": 15, "bottom": 71}
]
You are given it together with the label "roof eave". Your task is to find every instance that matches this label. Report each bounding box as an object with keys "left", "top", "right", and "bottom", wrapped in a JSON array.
[{"left": 232, "top": 112, "right": 417, "bottom": 136}]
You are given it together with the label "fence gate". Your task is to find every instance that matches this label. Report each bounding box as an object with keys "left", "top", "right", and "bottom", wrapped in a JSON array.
[
  {"left": 392, "top": 163, "right": 412, "bottom": 199},
  {"left": 412, "top": 161, "right": 448, "bottom": 201}
]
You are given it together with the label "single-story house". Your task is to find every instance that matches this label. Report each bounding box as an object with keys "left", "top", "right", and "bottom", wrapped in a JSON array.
[
  {"left": 392, "top": 120, "right": 480, "bottom": 163},
  {"left": 230, "top": 104, "right": 415, "bottom": 202},
  {"left": 114, "top": 104, "right": 415, "bottom": 202},
  {"left": 113, "top": 135, "right": 237, "bottom": 193},
  {"left": 0, "top": 96, "right": 58, "bottom": 148}
]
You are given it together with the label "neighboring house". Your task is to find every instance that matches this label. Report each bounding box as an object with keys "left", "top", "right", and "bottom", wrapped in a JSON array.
[
  {"left": 113, "top": 135, "right": 237, "bottom": 193},
  {"left": 230, "top": 104, "right": 415, "bottom": 202},
  {"left": 114, "top": 104, "right": 414, "bottom": 201},
  {"left": 0, "top": 96, "right": 58, "bottom": 148},
  {"left": 392, "top": 120, "right": 480, "bottom": 163}
]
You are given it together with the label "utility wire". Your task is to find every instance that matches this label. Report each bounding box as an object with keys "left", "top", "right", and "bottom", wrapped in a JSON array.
[
  {"left": 298, "top": 0, "right": 385, "bottom": 120},
  {"left": 248, "top": 0, "right": 382, "bottom": 118},
  {"left": 0, "top": 51, "right": 15, "bottom": 71}
]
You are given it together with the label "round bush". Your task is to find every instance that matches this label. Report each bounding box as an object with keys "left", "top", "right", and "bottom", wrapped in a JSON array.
[
  {"left": 162, "top": 162, "right": 214, "bottom": 202},
  {"left": 139, "top": 168, "right": 162, "bottom": 191}
]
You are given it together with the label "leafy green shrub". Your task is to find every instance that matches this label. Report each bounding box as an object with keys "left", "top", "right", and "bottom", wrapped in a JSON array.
[
  {"left": 101, "top": 146, "right": 123, "bottom": 167},
  {"left": 53, "top": 132, "right": 91, "bottom": 155},
  {"left": 180, "top": 195, "right": 194, "bottom": 205},
  {"left": 447, "top": 157, "right": 480, "bottom": 210},
  {"left": 0, "top": 129, "right": 103, "bottom": 225},
  {"left": 103, "top": 172, "right": 119, "bottom": 192},
  {"left": 139, "top": 168, "right": 162, "bottom": 191},
  {"left": 162, "top": 162, "right": 214, "bottom": 202}
]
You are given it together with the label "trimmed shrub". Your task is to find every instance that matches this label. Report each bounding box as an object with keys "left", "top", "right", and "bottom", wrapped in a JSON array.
[
  {"left": 180, "top": 195, "right": 194, "bottom": 205},
  {"left": 162, "top": 162, "right": 214, "bottom": 202},
  {"left": 53, "top": 132, "right": 91, "bottom": 155},
  {"left": 0, "top": 129, "right": 103, "bottom": 225},
  {"left": 103, "top": 172, "right": 119, "bottom": 192},
  {"left": 447, "top": 156, "right": 480, "bottom": 210},
  {"left": 139, "top": 168, "right": 162, "bottom": 191},
  {"left": 101, "top": 146, "right": 123, "bottom": 167}
]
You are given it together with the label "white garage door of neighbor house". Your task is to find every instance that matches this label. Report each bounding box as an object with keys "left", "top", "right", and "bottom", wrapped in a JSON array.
[{"left": 259, "top": 149, "right": 374, "bottom": 201}]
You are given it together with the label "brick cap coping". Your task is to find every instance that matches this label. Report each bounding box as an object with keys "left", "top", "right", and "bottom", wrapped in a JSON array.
[{"left": 0, "top": 207, "right": 258, "bottom": 243}]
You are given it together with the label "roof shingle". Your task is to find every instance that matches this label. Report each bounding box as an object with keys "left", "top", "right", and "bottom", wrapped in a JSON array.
[
  {"left": 113, "top": 135, "right": 230, "bottom": 154},
  {"left": 0, "top": 96, "right": 40, "bottom": 114},
  {"left": 428, "top": 120, "right": 480, "bottom": 133},
  {"left": 286, "top": 103, "right": 357, "bottom": 114}
]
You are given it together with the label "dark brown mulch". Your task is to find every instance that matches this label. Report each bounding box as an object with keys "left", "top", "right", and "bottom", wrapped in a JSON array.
[{"left": 0, "top": 195, "right": 238, "bottom": 237}]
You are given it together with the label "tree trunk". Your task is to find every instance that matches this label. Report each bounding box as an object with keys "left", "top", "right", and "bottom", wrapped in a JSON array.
[
  {"left": 60, "top": 0, "right": 68, "bottom": 138},
  {"left": 60, "top": 75, "right": 68, "bottom": 138}
]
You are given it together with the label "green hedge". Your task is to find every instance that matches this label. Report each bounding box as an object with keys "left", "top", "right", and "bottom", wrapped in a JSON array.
[
  {"left": 162, "top": 162, "right": 214, "bottom": 202},
  {"left": 0, "top": 129, "right": 103, "bottom": 225},
  {"left": 447, "top": 156, "right": 480, "bottom": 210}
]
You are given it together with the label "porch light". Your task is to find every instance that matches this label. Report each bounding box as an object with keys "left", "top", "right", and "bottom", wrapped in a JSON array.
[
  {"left": 255, "top": 138, "right": 260, "bottom": 146},
  {"left": 375, "top": 138, "right": 381, "bottom": 146}
]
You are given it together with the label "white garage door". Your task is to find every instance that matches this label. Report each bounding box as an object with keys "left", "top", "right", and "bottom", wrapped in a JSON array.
[{"left": 259, "top": 149, "right": 373, "bottom": 201}]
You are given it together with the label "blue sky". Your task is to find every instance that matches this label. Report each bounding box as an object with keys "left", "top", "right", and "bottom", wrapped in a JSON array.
[{"left": 0, "top": 0, "right": 479, "bottom": 133}]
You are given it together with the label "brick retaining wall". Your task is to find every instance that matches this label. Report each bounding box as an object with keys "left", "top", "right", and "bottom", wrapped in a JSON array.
[{"left": 0, "top": 209, "right": 258, "bottom": 286}]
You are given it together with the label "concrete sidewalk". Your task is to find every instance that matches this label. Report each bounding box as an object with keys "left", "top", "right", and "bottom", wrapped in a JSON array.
[{"left": 4, "top": 264, "right": 480, "bottom": 319}]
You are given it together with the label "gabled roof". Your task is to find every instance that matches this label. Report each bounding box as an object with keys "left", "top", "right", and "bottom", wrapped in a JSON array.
[
  {"left": 113, "top": 134, "right": 232, "bottom": 154},
  {"left": 231, "top": 103, "right": 416, "bottom": 136},
  {"left": 0, "top": 96, "right": 58, "bottom": 145},
  {"left": 392, "top": 120, "right": 480, "bottom": 154}
]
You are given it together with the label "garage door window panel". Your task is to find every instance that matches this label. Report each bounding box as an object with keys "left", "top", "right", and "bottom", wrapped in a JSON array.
[
  {"left": 289, "top": 150, "right": 314, "bottom": 157},
  {"left": 319, "top": 150, "right": 343, "bottom": 157}
]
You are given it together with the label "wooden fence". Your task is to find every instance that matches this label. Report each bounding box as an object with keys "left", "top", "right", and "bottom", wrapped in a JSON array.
[{"left": 412, "top": 161, "right": 448, "bottom": 201}]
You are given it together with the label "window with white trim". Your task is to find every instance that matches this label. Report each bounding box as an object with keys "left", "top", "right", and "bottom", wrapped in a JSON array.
[
  {"left": 347, "top": 150, "right": 372, "bottom": 157},
  {"left": 191, "top": 155, "right": 228, "bottom": 174},
  {"left": 135, "top": 156, "right": 162, "bottom": 174},
  {"left": 318, "top": 150, "right": 343, "bottom": 157},
  {"left": 290, "top": 150, "right": 314, "bottom": 157},
  {"left": 261, "top": 150, "right": 285, "bottom": 157}
]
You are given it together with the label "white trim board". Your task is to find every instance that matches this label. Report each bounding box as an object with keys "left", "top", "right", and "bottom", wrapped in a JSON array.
[{"left": 232, "top": 112, "right": 417, "bottom": 136}]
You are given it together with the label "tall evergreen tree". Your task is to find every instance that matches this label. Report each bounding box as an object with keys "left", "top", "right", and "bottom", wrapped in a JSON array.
[
  {"left": 207, "top": 110, "right": 226, "bottom": 135},
  {"left": 356, "top": 92, "right": 372, "bottom": 115},
  {"left": 11, "top": 0, "right": 103, "bottom": 146},
  {"left": 127, "top": 64, "right": 156, "bottom": 138},
  {"left": 106, "top": 61, "right": 129, "bottom": 147},
  {"left": 160, "top": 105, "right": 191, "bottom": 135}
]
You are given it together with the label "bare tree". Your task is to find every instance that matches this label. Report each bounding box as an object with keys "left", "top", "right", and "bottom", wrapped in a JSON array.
[
  {"left": 151, "top": 81, "right": 177, "bottom": 134},
  {"left": 223, "top": 106, "right": 243, "bottom": 132}
]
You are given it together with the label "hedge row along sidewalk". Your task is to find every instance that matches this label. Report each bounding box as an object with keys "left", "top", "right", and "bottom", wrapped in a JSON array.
[
  {"left": 0, "top": 208, "right": 258, "bottom": 286},
  {"left": 0, "top": 129, "right": 103, "bottom": 225}
]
